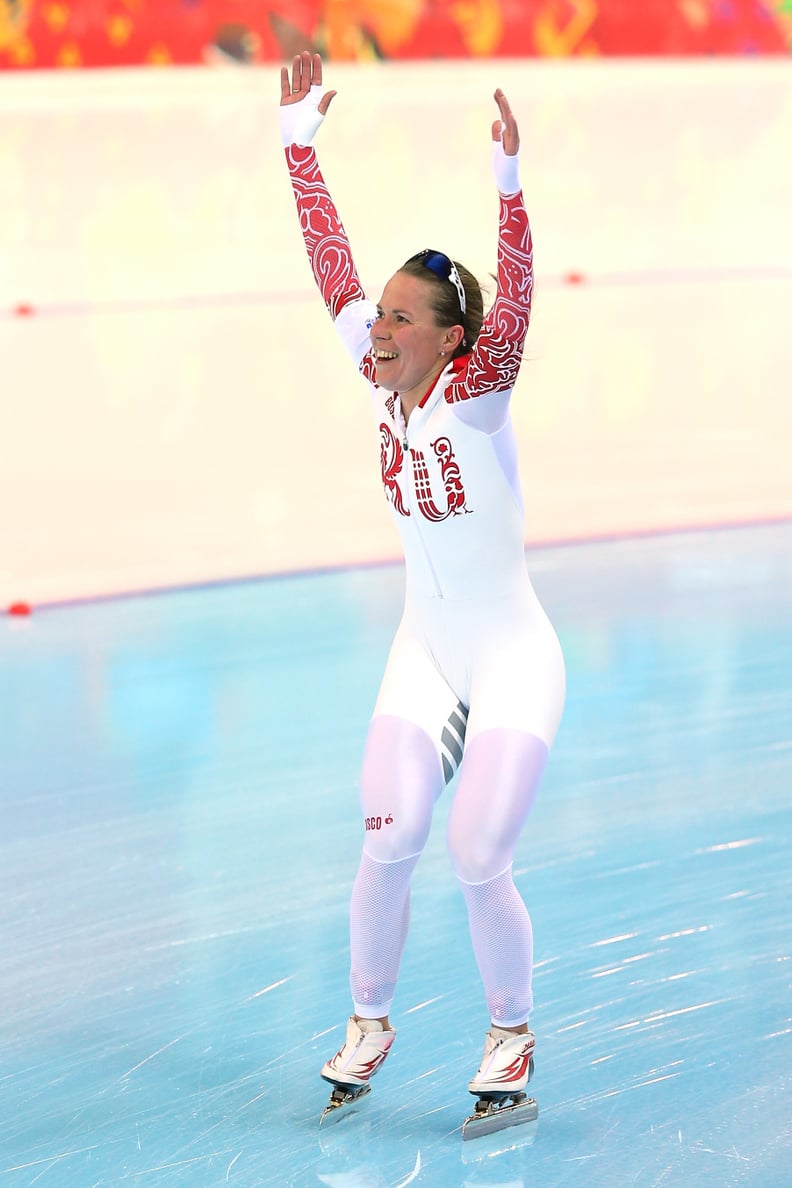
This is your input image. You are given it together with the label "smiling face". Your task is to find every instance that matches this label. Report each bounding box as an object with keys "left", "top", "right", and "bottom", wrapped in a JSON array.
[{"left": 370, "top": 272, "right": 464, "bottom": 414}]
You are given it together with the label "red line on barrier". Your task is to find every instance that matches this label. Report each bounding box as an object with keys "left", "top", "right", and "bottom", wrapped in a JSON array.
[
  {"left": 20, "top": 515, "right": 792, "bottom": 614},
  {"left": 4, "top": 266, "right": 791, "bottom": 321}
]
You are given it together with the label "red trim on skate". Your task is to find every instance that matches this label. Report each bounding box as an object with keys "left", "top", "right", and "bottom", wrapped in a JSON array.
[{"left": 487, "top": 1049, "right": 533, "bottom": 1085}]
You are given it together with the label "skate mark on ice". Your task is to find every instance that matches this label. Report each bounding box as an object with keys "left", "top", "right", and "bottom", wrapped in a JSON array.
[
  {"left": 393, "top": 1150, "right": 422, "bottom": 1186},
  {"left": 244, "top": 974, "right": 295, "bottom": 1001},
  {"left": 135, "top": 1154, "right": 227, "bottom": 1176},
  {"left": 4, "top": 1146, "right": 101, "bottom": 1178},
  {"left": 225, "top": 1150, "right": 243, "bottom": 1181},
  {"left": 403, "top": 1065, "right": 444, "bottom": 1085},
  {"left": 312, "top": 1024, "right": 344, "bottom": 1041},
  {"left": 643, "top": 999, "right": 726, "bottom": 1023},
  {"left": 589, "top": 932, "right": 639, "bottom": 947},
  {"left": 404, "top": 996, "right": 445, "bottom": 1014},
  {"left": 120, "top": 1030, "right": 198, "bottom": 1080},
  {"left": 142, "top": 925, "right": 267, "bottom": 952},
  {"left": 591, "top": 952, "right": 655, "bottom": 977},
  {"left": 556, "top": 1019, "right": 587, "bottom": 1034},
  {"left": 696, "top": 837, "right": 763, "bottom": 854},
  {"left": 656, "top": 926, "right": 712, "bottom": 941}
]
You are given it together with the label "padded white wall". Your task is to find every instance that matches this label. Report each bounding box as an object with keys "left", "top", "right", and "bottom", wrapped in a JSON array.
[{"left": 2, "top": 60, "right": 790, "bottom": 603}]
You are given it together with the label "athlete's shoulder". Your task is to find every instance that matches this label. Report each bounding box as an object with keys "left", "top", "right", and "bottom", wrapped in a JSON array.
[
  {"left": 334, "top": 297, "right": 379, "bottom": 372},
  {"left": 442, "top": 353, "right": 472, "bottom": 404}
]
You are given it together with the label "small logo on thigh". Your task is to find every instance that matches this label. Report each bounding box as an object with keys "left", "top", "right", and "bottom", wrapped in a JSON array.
[{"left": 365, "top": 814, "right": 394, "bottom": 831}]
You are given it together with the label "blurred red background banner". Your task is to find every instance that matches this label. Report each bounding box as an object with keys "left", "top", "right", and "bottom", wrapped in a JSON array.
[{"left": 1, "top": 0, "right": 790, "bottom": 69}]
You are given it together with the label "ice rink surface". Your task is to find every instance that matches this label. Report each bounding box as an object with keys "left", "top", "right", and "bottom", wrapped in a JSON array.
[{"left": 2, "top": 523, "right": 791, "bottom": 1186}]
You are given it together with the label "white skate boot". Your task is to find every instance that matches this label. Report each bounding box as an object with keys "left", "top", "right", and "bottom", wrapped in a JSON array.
[
  {"left": 319, "top": 1017, "right": 395, "bottom": 1126},
  {"left": 462, "top": 1027, "right": 538, "bottom": 1141}
]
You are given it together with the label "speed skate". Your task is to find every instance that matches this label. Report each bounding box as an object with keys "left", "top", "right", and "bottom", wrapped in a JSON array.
[
  {"left": 462, "top": 1090, "right": 538, "bottom": 1140},
  {"left": 318, "top": 1016, "right": 395, "bottom": 1127},
  {"left": 317, "top": 1018, "right": 539, "bottom": 1141},
  {"left": 319, "top": 1081, "right": 372, "bottom": 1127},
  {"left": 463, "top": 1026, "right": 537, "bottom": 1141}
]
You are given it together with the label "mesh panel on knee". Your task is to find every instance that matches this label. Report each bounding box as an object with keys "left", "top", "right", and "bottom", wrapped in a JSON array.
[
  {"left": 459, "top": 868, "right": 534, "bottom": 1025},
  {"left": 350, "top": 850, "right": 419, "bottom": 1014}
]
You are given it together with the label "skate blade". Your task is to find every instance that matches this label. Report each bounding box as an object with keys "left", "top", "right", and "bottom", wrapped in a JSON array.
[
  {"left": 319, "top": 1082, "right": 371, "bottom": 1128},
  {"left": 461, "top": 1114, "right": 538, "bottom": 1164},
  {"left": 461, "top": 1094, "right": 538, "bottom": 1143}
]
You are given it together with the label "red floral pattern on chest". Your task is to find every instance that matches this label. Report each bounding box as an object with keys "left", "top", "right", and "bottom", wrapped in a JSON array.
[{"left": 379, "top": 423, "right": 472, "bottom": 522}]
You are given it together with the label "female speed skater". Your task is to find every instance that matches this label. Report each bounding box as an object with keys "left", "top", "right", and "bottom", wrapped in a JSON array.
[{"left": 279, "top": 51, "right": 566, "bottom": 1129}]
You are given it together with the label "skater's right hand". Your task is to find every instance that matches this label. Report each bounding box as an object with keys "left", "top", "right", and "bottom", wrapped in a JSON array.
[{"left": 279, "top": 51, "right": 336, "bottom": 148}]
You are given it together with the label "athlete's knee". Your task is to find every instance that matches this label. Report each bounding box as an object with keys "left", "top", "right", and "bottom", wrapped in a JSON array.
[
  {"left": 445, "top": 728, "right": 548, "bottom": 883},
  {"left": 359, "top": 715, "right": 443, "bottom": 862},
  {"left": 447, "top": 824, "right": 514, "bottom": 884}
]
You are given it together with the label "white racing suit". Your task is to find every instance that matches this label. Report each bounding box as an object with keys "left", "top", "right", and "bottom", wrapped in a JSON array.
[{"left": 287, "top": 143, "right": 565, "bottom": 1028}]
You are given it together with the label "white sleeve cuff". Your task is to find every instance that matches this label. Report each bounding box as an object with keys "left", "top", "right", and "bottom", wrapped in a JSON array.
[
  {"left": 492, "top": 139, "right": 521, "bottom": 196},
  {"left": 279, "top": 85, "right": 327, "bottom": 148}
]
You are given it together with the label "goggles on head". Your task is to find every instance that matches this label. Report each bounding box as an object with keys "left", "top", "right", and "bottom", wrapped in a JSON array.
[{"left": 405, "top": 249, "right": 467, "bottom": 318}]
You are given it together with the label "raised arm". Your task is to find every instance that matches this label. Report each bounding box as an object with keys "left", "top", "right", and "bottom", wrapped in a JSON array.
[
  {"left": 280, "top": 52, "right": 366, "bottom": 321},
  {"left": 450, "top": 90, "right": 534, "bottom": 415}
]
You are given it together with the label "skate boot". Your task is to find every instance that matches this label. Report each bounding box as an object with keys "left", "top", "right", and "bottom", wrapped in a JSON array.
[
  {"left": 462, "top": 1027, "right": 538, "bottom": 1141},
  {"left": 319, "top": 1017, "right": 395, "bottom": 1126}
]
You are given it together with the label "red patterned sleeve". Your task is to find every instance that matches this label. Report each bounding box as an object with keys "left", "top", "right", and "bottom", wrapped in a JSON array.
[
  {"left": 285, "top": 144, "right": 366, "bottom": 320},
  {"left": 449, "top": 191, "right": 533, "bottom": 404}
]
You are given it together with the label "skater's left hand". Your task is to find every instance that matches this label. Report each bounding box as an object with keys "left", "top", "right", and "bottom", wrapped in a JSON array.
[
  {"left": 491, "top": 88, "right": 521, "bottom": 195},
  {"left": 492, "top": 88, "right": 519, "bottom": 156}
]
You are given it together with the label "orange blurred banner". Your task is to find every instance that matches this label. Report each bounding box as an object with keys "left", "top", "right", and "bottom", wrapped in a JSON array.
[{"left": 1, "top": 0, "right": 789, "bottom": 69}]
